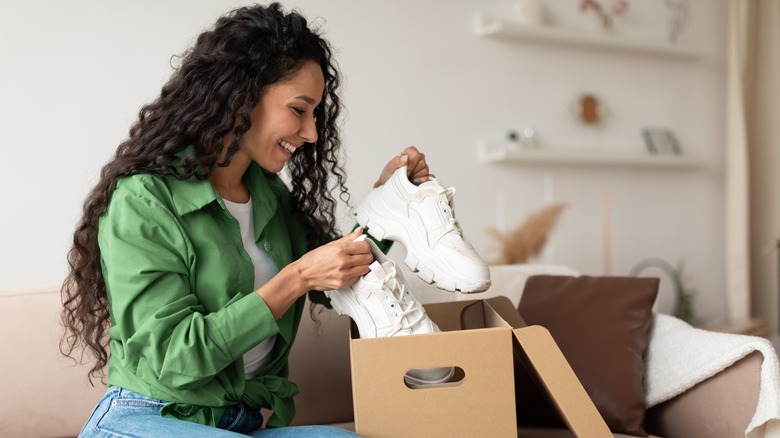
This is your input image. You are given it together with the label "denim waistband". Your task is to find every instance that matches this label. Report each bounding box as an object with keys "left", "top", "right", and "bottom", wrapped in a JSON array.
[
  {"left": 104, "top": 386, "right": 262, "bottom": 432},
  {"left": 108, "top": 386, "right": 163, "bottom": 402}
]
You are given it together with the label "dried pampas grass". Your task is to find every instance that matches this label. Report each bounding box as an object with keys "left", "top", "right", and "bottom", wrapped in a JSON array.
[{"left": 487, "top": 202, "right": 567, "bottom": 265}]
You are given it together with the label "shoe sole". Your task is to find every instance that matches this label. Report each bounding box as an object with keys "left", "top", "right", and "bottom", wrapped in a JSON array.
[{"left": 354, "top": 197, "right": 490, "bottom": 294}]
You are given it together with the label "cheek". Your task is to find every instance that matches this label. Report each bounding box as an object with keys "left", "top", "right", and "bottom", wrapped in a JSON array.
[
  {"left": 260, "top": 113, "right": 292, "bottom": 138},
  {"left": 246, "top": 118, "right": 275, "bottom": 146}
]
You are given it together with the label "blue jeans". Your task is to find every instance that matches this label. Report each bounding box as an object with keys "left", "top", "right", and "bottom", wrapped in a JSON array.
[{"left": 79, "top": 387, "right": 360, "bottom": 437}]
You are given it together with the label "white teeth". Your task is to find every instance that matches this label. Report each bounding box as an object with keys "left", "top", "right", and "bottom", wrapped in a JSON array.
[{"left": 279, "top": 140, "right": 296, "bottom": 153}]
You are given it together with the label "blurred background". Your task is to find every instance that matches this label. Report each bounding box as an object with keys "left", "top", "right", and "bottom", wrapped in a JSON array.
[{"left": 1, "top": 0, "right": 777, "bottom": 345}]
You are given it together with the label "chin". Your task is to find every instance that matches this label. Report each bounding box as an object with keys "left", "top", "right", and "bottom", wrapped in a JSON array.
[{"left": 258, "top": 160, "right": 286, "bottom": 174}]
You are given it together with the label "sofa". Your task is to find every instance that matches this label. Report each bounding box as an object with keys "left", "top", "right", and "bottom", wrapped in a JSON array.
[{"left": 0, "top": 265, "right": 768, "bottom": 438}]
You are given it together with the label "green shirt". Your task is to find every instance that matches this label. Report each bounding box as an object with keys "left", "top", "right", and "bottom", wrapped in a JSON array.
[{"left": 99, "top": 160, "right": 318, "bottom": 427}]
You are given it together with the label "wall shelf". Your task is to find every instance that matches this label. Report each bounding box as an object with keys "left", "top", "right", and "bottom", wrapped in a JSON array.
[
  {"left": 473, "top": 14, "right": 702, "bottom": 58},
  {"left": 478, "top": 142, "right": 713, "bottom": 169}
]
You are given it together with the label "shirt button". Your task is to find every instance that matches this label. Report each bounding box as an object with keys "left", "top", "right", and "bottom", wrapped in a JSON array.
[{"left": 263, "top": 241, "right": 272, "bottom": 252}]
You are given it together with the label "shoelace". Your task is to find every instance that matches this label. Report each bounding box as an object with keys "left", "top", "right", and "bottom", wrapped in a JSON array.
[
  {"left": 378, "top": 262, "right": 426, "bottom": 333},
  {"left": 434, "top": 184, "right": 463, "bottom": 236}
]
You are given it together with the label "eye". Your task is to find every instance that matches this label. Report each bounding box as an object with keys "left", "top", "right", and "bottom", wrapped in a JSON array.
[{"left": 291, "top": 107, "right": 305, "bottom": 115}]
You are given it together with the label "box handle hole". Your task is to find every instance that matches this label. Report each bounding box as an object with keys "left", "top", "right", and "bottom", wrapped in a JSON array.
[{"left": 404, "top": 366, "right": 464, "bottom": 389}]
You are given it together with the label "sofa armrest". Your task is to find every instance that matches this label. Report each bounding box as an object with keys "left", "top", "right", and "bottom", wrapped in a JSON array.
[
  {"left": 645, "top": 351, "right": 762, "bottom": 437},
  {"left": 0, "top": 288, "right": 107, "bottom": 438}
]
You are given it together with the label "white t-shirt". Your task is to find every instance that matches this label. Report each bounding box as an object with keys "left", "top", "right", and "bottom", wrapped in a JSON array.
[{"left": 223, "top": 197, "right": 278, "bottom": 379}]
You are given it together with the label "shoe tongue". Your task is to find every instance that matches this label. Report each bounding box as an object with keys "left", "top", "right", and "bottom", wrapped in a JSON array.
[
  {"left": 419, "top": 179, "right": 454, "bottom": 203},
  {"left": 365, "top": 260, "right": 392, "bottom": 283},
  {"left": 365, "top": 260, "right": 405, "bottom": 299},
  {"left": 364, "top": 258, "right": 421, "bottom": 330}
]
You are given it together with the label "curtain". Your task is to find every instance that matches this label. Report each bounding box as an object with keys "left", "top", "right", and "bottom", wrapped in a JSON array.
[
  {"left": 747, "top": 1, "right": 780, "bottom": 339},
  {"left": 725, "top": 0, "right": 756, "bottom": 323},
  {"left": 727, "top": 0, "right": 780, "bottom": 338}
]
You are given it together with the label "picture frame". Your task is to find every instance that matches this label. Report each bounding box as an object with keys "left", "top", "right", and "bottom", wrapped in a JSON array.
[{"left": 642, "top": 128, "right": 682, "bottom": 155}]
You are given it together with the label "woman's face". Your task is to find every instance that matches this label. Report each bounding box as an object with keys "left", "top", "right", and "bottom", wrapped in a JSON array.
[{"left": 241, "top": 60, "right": 324, "bottom": 173}]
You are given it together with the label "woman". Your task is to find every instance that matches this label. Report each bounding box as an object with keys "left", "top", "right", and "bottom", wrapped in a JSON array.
[{"left": 60, "top": 3, "right": 430, "bottom": 436}]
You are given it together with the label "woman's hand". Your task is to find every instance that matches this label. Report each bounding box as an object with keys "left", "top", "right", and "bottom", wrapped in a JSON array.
[
  {"left": 374, "top": 145, "right": 431, "bottom": 188},
  {"left": 294, "top": 228, "right": 373, "bottom": 291},
  {"left": 258, "top": 228, "right": 372, "bottom": 319}
]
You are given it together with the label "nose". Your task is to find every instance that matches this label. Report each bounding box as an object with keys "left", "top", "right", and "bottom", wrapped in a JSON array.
[{"left": 300, "top": 114, "right": 318, "bottom": 144}]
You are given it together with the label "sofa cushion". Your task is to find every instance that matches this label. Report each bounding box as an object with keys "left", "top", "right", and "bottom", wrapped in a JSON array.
[
  {"left": 517, "top": 275, "right": 659, "bottom": 437},
  {"left": 0, "top": 287, "right": 107, "bottom": 438}
]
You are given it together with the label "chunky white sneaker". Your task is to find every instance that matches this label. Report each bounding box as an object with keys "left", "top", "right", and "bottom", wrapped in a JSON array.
[
  {"left": 326, "top": 235, "right": 453, "bottom": 387},
  {"left": 354, "top": 166, "right": 491, "bottom": 293}
]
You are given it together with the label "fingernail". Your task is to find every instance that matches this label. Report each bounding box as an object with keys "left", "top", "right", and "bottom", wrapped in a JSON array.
[{"left": 400, "top": 154, "right": 408, "bottom": 163}]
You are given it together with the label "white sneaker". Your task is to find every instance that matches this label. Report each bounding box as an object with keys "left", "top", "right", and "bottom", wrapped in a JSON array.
[
  {"left": 354, "top": 166, "right": 491, "bottom": 293},
  {"left": 326, "top": 235, "right": 453, "bottom": 387}
]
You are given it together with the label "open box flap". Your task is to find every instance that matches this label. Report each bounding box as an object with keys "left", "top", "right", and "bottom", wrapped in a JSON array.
[
  {"left": 422, "top": 299, "right": 481, "bottom": 331},
  {"left": 458, "top": 297, "right": 611, "bottom": 437},
  {"left": 512, "top": 325, "right": 612, "bottom": 438},
  {"left": 422, "top": 295, "right": 526, "bottom": 331},
  {"left": 484, "top": 296, "right": 528, "bottom": 328}
]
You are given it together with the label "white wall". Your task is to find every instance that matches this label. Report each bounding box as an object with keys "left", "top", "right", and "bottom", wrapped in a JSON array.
[{"left": 0, "top": 1, "right": 730, "bottom": 323}]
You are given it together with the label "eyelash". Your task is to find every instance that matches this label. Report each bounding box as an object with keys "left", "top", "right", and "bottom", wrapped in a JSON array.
[{"left": 292, "top": 107, "right": 305, "bottom": 115}]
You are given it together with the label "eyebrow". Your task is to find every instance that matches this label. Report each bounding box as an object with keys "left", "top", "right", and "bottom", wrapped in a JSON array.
[{"left": 294, "top": 95, "right": 316, "bottom": 105}]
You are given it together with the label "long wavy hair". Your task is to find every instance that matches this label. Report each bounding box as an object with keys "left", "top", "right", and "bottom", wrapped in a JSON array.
[{"left": 60, "top": 3, "right": 346, "bottom": 382}]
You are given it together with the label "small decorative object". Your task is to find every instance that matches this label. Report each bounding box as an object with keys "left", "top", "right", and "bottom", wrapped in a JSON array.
[
  {"left": 486, "top": 202, "right": 567, "bottom": 265},
  {"left": 512, "top": 0, "right": 548, "bottom": 27},
  {"left": 642, "top": 127, "right": 682, "bottom": 155},
  {"left": 630, "top": 257, "right": 697, "bottom": 324},
  {"left": 580, "top": 0, "right": 629, "bottom": 29},
  {"left": 520, "top": 126, "right": 538, "bottom": 148},
  {"left": 506, "top": 130, "right": 521, "bottom": 153},
  {"left": 576, "top": 94, "right": 605, "bottom": 125},
  {"left": 507, "top": 128, "right": 538, "bottom": 150},
  {"left": 666, "top": 0, "right": 690, "bottom": 43}
]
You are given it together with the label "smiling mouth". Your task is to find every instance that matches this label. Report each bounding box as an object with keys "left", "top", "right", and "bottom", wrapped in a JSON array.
[{"left": 279, "top": 139, "right": 297, "bottom": 154}]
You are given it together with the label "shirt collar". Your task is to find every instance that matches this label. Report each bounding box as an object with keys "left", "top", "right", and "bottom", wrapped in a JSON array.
[{"left": 164, "top": 147, "right": 279, "bottom": 217}]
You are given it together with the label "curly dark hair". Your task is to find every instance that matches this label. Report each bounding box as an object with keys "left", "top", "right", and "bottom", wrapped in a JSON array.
[{"left": 60, "top": 3, "right": 346, "bottom": 382}]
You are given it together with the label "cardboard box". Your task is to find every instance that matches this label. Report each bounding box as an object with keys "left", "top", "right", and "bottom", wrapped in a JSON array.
[{"left": 348, "top": 296, "right": 611, "bottom": 438}]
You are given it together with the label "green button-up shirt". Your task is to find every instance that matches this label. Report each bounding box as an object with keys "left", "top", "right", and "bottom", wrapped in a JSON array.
[{"left": 99, "top": 160, "right": 318, "bottom": 427}]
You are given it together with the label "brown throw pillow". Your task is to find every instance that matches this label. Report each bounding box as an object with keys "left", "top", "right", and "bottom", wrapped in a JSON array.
[{"left": 517, "top": 275, "right": 659, "bottom": 437}]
